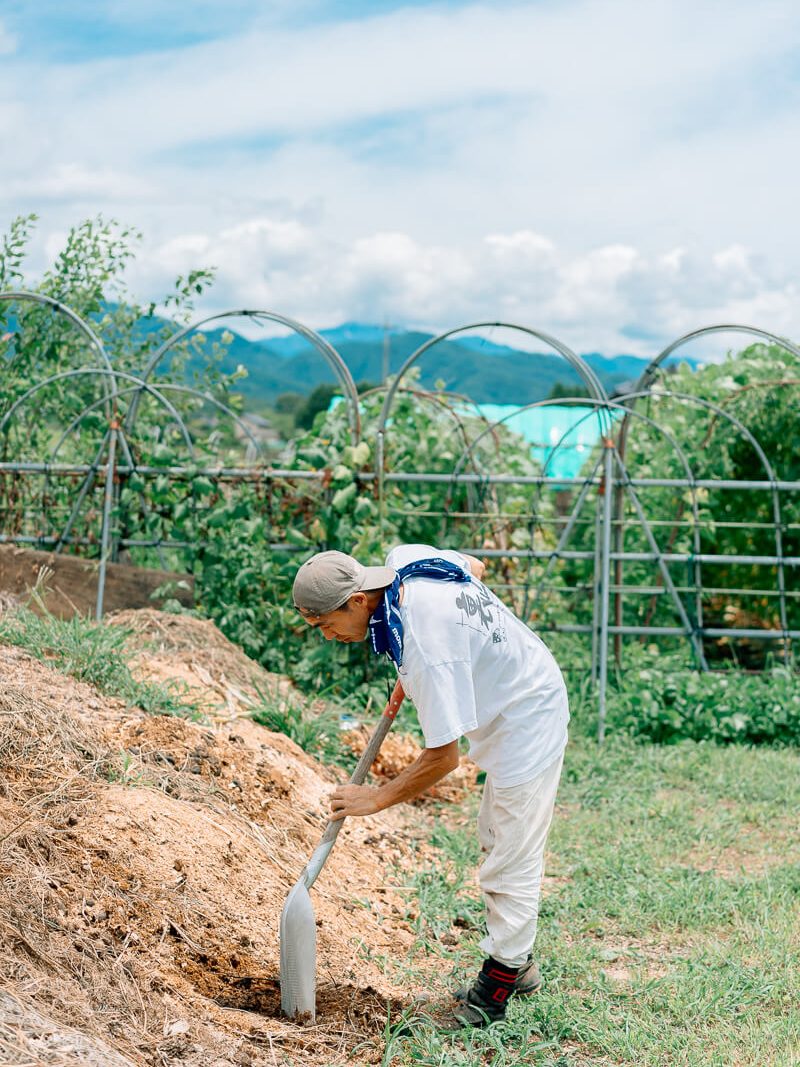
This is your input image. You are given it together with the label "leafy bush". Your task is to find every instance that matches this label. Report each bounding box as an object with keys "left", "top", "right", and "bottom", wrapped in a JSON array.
[{"left": 602, "top": 649, "right": 800, "bottom": 745}]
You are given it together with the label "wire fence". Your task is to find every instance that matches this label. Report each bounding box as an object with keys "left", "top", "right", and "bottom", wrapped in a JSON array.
[{"left": 1, "top": 290, "right": 798, "bottom": 737}]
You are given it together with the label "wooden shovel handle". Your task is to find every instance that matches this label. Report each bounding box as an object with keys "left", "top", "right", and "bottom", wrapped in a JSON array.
[
  {"left": 312, "top": 680, "right": 405, "bottom": 855},
  {"left": 347, "top": 678, "right": 404, "bottom": 784},
  {"left": 383, "top": 677, "right": 405, "bottom": 722}
]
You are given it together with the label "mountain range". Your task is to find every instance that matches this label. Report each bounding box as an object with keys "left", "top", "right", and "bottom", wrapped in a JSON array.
[{"left": 188, "top": 322, "right": 670, "bottom": 408}]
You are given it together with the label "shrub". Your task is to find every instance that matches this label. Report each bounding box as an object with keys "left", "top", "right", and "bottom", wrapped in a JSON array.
[{"left": 604, "top": 649, "right": 800, "bottom": 745}]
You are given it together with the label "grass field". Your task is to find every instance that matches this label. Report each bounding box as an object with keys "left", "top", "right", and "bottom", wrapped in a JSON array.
[{"left": 380, "top": 735, "right": 800, "bottom": 1067}]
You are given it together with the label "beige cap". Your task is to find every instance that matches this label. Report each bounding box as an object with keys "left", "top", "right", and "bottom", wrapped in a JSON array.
[{"left": 292, "top": 550, "right": 396, "bottom": 616}]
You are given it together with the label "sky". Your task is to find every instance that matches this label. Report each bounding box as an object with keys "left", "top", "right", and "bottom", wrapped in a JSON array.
[{"left": 1, "top": 0, "right": 799, "bottom": 356}]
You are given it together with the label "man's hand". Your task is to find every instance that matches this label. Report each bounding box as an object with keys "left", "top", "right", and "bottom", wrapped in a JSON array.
[
  {"left": 463, "top": 553, "right": 486, "bottom": 581},
  {"left": 329, "top": 741, "right": 460, "bottom": 822},
  {"left": 329, "top": 783, "right": 381, "bottom": 821}
]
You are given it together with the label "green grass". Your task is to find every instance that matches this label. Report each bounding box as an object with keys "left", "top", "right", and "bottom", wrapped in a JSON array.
[
  {"left": 248, "top": 678, "right": 428, "bottom": 770},
  {"left": 0, "top": 605, "right": 198, "bottom": 718},
  {"left": 250, "top": 683, "right": 351, "bottom": 766},
  {"left": 379, "top": 735, "right": 800, "bottom": 1067}
]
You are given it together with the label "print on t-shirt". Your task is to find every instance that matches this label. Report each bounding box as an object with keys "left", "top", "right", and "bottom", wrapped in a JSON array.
[{"left": 455, "top": 581, "right": 507, "bottom": 644}]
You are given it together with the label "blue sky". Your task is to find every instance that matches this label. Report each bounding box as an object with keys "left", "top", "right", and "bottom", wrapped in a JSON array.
[
  {"left": 1, "top": 0, "right": 799, "bottom": 355},
  {"left": 3, "top": 1, "right": 455, "bottom": 60}
]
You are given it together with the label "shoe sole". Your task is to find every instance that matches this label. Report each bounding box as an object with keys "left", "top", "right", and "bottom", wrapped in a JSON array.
[{"left": 513, "top": 981, "right": 542, "bottom": 997}]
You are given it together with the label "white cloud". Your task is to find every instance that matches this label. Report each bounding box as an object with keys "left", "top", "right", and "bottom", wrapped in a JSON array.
[
  {"left": 485, "top": 233, "right": 556, "bottom": 260},
  {"left": 0, "top": 18, "right": 17, "bottom": 55},
  {"left": 5, "top": 163, "right": 154, "bottom": 202},
  {"left": 2, "top": 0, "right": 800, "bottom": 358},
  {"left": 123, "top": 217, "right": 799, "bottom": 357}
]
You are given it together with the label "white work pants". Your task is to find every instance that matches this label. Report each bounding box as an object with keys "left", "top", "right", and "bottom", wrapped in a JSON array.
[{"left": 477, "top": 751, "right": 564, "bottom": 968}]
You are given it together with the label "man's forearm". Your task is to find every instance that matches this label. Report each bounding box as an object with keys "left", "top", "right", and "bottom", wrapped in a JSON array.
[
  {"left": 373, "top": 742, "right": 460, "bottom": 810},
  {"left": 328, "top": 741, "right": 460, "bottom": 819}
]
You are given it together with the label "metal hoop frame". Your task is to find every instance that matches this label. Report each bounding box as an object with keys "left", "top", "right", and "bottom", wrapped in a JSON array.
[{"left": 1, "top": 294, "right": 797, "bottom": 740}]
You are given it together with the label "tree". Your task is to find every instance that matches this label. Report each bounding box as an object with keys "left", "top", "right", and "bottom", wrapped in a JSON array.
[
  {"left": 547, "top": 380, "right": 590, "bottom": 400},
  {"left": 0, "top": 214, "right": 241, "bottom": 568}
]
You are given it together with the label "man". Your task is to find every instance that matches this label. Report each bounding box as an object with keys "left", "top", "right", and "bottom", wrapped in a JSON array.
[{"left": 292, "top": 543, "right": 569, "bottom": 1029}]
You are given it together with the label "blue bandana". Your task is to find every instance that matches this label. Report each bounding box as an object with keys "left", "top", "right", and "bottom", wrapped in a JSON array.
[{"left": 368, "top": 556, "right": 471, "bottom": 666}]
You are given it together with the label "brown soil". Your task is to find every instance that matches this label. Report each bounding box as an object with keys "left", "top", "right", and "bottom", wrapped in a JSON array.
[
  {"left": 108, "top": 608, "right": 293, "bottom": 719},
  {"left": 0, "top": 611, "right": 461, "bottom": 1067},
  {"left": 341, "top": 725, "right": 479, "bottom": 803},
  {"left": 0, "top": 590, "right": 20, "bottom": 615}
]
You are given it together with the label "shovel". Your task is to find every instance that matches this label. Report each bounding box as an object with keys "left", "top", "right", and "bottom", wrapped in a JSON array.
[{"left": 279, "top": 679, "right": 405, "bottom": 1020}]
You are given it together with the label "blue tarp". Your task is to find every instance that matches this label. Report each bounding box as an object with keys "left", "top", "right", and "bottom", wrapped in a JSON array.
[
  {"left": 472, "top": 404, "right": 620, "bottom": 480},
  {"left": 331, "top": 397, "right": 618, "bottom": 480}
]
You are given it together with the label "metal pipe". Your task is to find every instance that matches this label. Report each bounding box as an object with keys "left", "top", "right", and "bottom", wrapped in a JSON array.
[
  {"left": 597, "top": 441, "right": 614, "bottom": 743},
  {"left": 376, "top": 430, "right": 386, "bottom": 542},
  {"left": 497, "top": 583, "right": 800, "bottom": 598},
  {"left": 0, "top": 534, "right": 304, "bottom": 552},
  {"left": 377, "top": 322, "right": 609, "bottom": 445},
  {"left": 6, "top": 532, "right": 796, "bottom": 574},
  {"left": 549, "top": 624, "right": 800, "bottom": 639},
  {"left": 463, "top": 548, "right": 800, "bottom": 566},
  {"left": 0, "top": 463, "right": 328, "bottom": 479},
  {"left": 95, "top": 426, "right": 118, "bottom": 619},
  {"left": 637, "top": 324, "right": 800, "bottom": 394},
  {"left": 590, "top": 457, "right": 603, "bottom": 687},
  {"left": 129, "top": 308, "right": 361, "bottom": 445},
  {"left": 380, "top": 473, "right": 800, "bottom": 489},
  {"left": 3, "top": 461, "right": 800, "bottom": 492}
]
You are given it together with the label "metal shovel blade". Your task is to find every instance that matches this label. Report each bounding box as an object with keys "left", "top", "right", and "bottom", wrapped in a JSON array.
[
  {"left": 279, "top": 681, "right": 404, "bottom": 1021},
  {"left": 279, "top": 876, "right": 316, "bottom": 1019}
]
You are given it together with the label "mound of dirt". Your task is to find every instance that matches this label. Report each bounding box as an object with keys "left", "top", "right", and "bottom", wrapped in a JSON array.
[
  {"left": 111, "top": 608, "right": 477, "bottom": 805},
  {"left": 108, "top": 608, "right": 292, "bottom": 719},
  {"left": 0, "top": 625, "right": 456, "bottom": 1067}
]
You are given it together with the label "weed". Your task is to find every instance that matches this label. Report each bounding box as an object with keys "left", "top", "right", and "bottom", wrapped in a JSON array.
[
  {"left": 0, "top": 604, "right": 198, "bottom": 718},
  {"left": 250, "top": 683, "right": 350, "bottom": 766},
  {"left": 104, "top": 751, "right": 146, "bottom": 786}
]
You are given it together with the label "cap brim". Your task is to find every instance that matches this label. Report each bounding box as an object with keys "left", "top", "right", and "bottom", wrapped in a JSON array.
[{"left": 358, "top": 565, "right": 396, "bottom": 591}]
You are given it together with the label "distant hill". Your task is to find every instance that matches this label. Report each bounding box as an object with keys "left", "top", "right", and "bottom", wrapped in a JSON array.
[
  {"left": 77, "top": 308, "right": 684, "bottom": 408},
  {"left": 190, "top": 324, "right": 668, "bottom": 408}
]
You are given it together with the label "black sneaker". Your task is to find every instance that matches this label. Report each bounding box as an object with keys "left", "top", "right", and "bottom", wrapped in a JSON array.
[
  {"left": 444, "top": 957, "right": 519, "bottom": 1029},
  {"left": 394, "top": 991, "right": 502, "bottom": 1036},
  {"left": 456, "top": 954, "right": 542, "bottom": 1002},
  {"left": 436, "top": 985, "right": 507, "bottom": 1030}
]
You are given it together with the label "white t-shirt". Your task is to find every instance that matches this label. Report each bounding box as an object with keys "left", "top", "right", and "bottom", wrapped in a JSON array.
[{"left": 385, "top": 543, "right": 569, "bottom": 788}]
